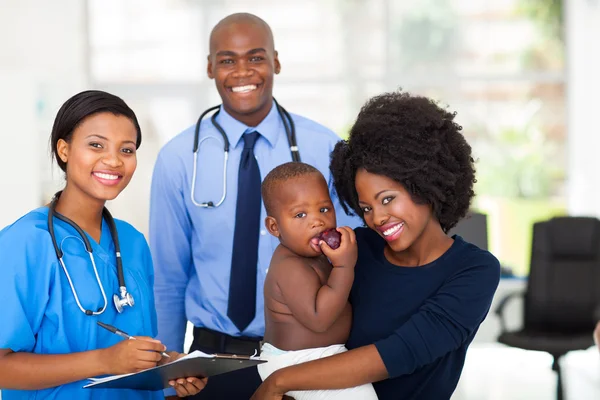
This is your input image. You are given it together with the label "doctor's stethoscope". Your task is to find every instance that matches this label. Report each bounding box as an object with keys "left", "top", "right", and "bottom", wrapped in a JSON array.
[
  {"left": 48, "top": 191, "right": 134, "bottom": 316},
  {"left": 191, "top": 98, "right": 300, "bottom": 208}
]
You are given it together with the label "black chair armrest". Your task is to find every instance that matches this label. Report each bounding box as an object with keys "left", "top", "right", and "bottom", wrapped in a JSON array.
[
  {"left": 495, "top": 290, "right": 524, "bottom": 333},
  {"left": 594, "top": 305, "right": 600, "bottom": 322}
]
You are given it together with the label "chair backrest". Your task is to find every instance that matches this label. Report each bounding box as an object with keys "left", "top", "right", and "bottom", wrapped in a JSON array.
[
  {"left": 525, "top": 216, "right": 600, "bottom": 333},
  {"left": 449, "top": 211, "right": 489, "bottom": 251}
]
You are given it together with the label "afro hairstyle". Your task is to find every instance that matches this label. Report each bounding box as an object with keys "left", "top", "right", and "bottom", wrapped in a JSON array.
[{"left": 330, "top": 90, "right": 476, "bottom": 233}]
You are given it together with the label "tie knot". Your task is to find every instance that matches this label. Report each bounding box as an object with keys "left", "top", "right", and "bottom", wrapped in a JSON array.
[{"left": 243, "top": 131, "right": 260, "bottom": 150}]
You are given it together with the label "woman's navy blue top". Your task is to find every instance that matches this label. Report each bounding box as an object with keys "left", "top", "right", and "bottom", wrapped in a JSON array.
[{"left": 347, "top": 228, "right": 500, "bottom": 400}]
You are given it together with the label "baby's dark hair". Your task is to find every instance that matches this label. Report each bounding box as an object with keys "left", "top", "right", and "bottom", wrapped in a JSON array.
[
  {"left": 262, "top": 162, "right": 323, "bottom": 216},
  {"left": 330, "top": 90, "right": 476, "bottom": 233}
]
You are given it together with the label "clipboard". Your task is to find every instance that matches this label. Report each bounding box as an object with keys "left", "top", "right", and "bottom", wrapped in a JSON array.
[{"left": 83, "top": 350, "right": 266, "bottom": 391}]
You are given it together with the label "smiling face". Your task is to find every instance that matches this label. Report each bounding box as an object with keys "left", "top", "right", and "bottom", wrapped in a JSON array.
[
  {"left": 265, "top": 173, "right": 337, "bottom": 258},
  {"left": 207, "top": 20, "right": 280, "bottom": 127},
  {"left": 56, "top": 112, "right": 138, "bottom": 203},
  {"left": 355, "top": 168, "right": 435, "bottom": 253}
]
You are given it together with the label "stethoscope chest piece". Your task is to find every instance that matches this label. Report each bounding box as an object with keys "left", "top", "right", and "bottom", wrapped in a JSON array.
[{"left": 114, "top": 288, "right": 135, "bottom": 313}]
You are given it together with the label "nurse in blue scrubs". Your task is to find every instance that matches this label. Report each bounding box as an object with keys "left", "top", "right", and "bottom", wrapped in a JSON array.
[{"left": 0, "top": 90, "right": 206, "bottom": 399}]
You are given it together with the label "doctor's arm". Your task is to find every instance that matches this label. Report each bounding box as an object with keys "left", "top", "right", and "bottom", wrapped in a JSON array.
[
  {"left": 142, "top": 237, "right": 206, "bottom": 398},
  {"left": 252, "top": 260, "right": 500, "bottom": 399},
  {"left": 150, "top": 151, "right": 193, "bottom": 354}
]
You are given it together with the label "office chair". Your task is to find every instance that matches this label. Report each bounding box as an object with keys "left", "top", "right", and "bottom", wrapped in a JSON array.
[
  {"left": 495, "top": 216, "right": 600, "bottom": 400},
  {"left": 449, "top": 211, "right": 489, "bottom": 251}
]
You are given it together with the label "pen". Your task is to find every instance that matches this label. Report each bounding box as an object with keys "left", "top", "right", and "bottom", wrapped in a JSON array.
[{"left": 97, "top": 321, "right": 170, "bottom": 358}]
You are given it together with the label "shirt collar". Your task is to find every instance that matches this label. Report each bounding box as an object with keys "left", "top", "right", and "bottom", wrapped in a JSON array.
[{"left": 214, "top": 101, "right": 281, "bottom": 149}]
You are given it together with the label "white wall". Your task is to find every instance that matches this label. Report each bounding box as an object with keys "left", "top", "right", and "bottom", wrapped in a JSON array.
[
  {"left": 0, "top": 73, "right": 39, "bottom": 229},
  {"left": 0, "top": 0, "right": 88, "bottom": 229},
  {"left": 566, "top": 0, "right": 600, "bottom": 218}
]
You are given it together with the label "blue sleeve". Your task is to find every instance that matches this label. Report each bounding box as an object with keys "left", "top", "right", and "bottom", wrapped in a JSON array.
[
  {"left": 324, "top": 135, "right": 363, "bottom": 230},
  {"left": 374, "top": 254, "right": 500, "bottom": 378},
  {"left": 141, "top": 239, "right": 158, "bottom": 338},
  {"left": 0, "top": 225, "right": 54, "bottom": 353},
  {"left": 149, "top": 150, "right": 192, "bottom": 353},
  {"left": 141, "top": 235, "right": 177, "bottom": 399},
  {"left": 330, "top": 182, "right": 362, "bottom": 229}
]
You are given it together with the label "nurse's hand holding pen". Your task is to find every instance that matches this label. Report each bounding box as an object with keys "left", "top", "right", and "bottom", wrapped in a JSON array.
[
  {"left": 97, "top": 322, "right": 206, "bottom": 396},
  {"left": 99, "top": 335, "right": 167, "bottom": 374},
  {"left": 99, "top": 339, "right": 207, "bottom": 397}
]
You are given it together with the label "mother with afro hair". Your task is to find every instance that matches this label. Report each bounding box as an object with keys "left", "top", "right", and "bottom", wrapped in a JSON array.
[{"left": 252, "top": 91, "right": 500, "bottom": 400}]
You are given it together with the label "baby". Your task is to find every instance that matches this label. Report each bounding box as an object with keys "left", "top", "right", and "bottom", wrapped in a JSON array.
[{"left": 258, "top": 162, "right": 377, "bottom": 400}]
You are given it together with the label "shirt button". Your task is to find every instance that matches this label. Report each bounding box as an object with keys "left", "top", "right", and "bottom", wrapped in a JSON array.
[
  {"left": 265, "top": 268, "right": 269, "bottom": 273},
  {"left": 260, "top": 230, "right": 267, "bottom": 236}
]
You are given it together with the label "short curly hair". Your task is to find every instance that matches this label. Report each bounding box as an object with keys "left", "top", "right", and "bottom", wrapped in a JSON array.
[
  {"left": 330, "top": 91, "right": 476, "bottom": 233},
  {"left": 262, "top": 161, "right": 323, "bottom": 216}
]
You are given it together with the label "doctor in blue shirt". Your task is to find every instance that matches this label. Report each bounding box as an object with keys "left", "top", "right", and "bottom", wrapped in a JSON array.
[
  {"left": 150, "top": 12, "right": 357, "bottom": 399},
  {"left": 0, "top": 90, "right": 205, "bottom": 399}
]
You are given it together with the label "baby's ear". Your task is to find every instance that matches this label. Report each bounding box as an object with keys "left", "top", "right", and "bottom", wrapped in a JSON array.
[{"left": 264, "top": 216, "right": 280, "bottom": 237}]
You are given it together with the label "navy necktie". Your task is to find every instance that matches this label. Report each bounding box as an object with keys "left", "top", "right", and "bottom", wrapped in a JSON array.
[{"left": 228, "top": 130, "right": 261, "bottom": 332}]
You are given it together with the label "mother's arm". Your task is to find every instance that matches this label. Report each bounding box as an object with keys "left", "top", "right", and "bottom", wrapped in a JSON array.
[
  {"left": 252, "top": 345, "right": 388, "bottom": 399},
  {"left": 253, "top": 256, "right": 501, "bottom": 399}
]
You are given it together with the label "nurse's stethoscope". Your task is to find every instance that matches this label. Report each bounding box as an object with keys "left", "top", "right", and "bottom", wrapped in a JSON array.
[
  {"left": 47, "top": 191, "right": 134, "bottom": 316},
  {"left": 191, "top": 98, "right": 300, "bottom": 208}
]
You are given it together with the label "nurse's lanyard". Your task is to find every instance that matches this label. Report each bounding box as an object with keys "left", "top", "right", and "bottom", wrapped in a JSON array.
[
  {"left": 47, "top": 191, "right": 134, "bottom": 316},
  {"left": 191, "top": 98, "right": 300, "bottom": 208}
]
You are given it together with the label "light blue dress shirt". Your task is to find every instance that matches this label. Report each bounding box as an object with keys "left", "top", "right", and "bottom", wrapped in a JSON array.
[
  {"left": 0, "top": 208, "right": 161, "bottom": 400},
  {"left": 150, "top": 103, "right": 360, "bottom": 353}
]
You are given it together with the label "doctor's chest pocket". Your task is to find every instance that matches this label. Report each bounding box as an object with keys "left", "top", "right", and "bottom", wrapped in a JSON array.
[{"left": 186, "top": 197, "right": 236, "bottom": 256}]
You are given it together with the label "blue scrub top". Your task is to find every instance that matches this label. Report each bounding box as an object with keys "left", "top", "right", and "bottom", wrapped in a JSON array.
[{"left": 0, "top": 207, "right": 163, "bottom": 400}]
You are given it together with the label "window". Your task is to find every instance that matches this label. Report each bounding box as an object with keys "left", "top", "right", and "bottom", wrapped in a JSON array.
[{"left": 88, "top": 0, "right": 566, "bottom": 274}]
